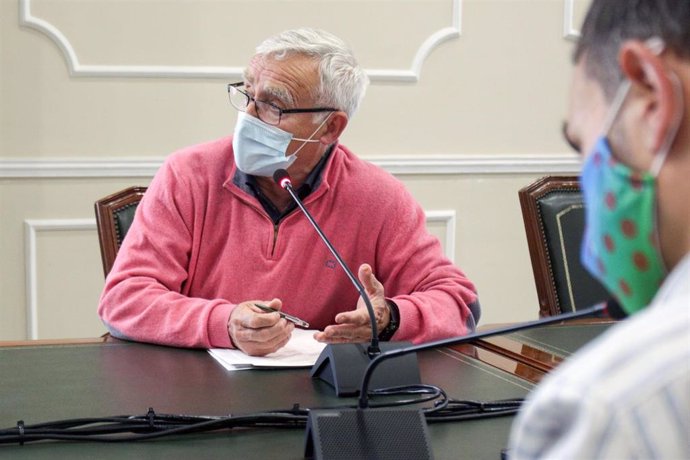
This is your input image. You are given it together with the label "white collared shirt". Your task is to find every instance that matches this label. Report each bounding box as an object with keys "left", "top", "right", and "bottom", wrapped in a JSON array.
[{"left": 509, "top": 253, "right": 690, "bottom": 459}]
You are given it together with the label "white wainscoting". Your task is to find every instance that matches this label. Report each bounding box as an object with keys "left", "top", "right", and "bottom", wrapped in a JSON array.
[
  {"left": 563, "top": 0, "right": 582, "bottom": 40},
  {"left": 24, "top": 218, "right": 97, "bottom": 339},
  {"left": 425, "top": 210, "right": 456, "bottom": 262}
]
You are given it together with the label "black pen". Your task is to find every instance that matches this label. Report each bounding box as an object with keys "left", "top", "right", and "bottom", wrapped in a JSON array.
[{"left": 254, "top": 303, "right": 310, "bottom": 329}]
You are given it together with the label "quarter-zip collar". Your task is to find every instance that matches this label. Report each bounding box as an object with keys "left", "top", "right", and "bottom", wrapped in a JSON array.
[{"left": 230, "top": 144, "right": 334, "bottom": 224}]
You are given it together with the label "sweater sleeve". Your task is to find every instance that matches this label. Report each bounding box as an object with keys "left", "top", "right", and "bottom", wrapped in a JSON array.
[
  {"left": 97, "top": 156, "right": 235, "bottom": 349},
  {"left": 374, "top": 183, "right": 479, "bottom": 343}
]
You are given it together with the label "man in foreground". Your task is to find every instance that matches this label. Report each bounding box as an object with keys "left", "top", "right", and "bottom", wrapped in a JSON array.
[
  {"left": 98, "top": 28, "right": 479, "bottom": 355},
  {"left": 509, "top": 1, "right": 690, "bottom": 458}
]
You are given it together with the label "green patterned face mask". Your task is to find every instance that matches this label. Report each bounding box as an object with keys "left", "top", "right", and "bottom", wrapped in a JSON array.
[
  {"left": 580, "top": 136, "right": 667, "bottom": 315},
  {"left": 580, "top": 60, "right": 682, "bottom": 316}
]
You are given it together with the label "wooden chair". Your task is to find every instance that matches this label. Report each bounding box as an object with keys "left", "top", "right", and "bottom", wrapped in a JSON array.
[
  {"left": 95, "top": 186, "right": 147, "bottom": 277},
  {"left": 519, "top": 176, "right": 608, "bottom": 316}
]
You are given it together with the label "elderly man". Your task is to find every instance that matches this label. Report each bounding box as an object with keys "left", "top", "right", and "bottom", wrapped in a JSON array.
[
  {"left": 509, "top": 1, "right": 690, "bottom": 458},
  {"left": 98, "top": 28, "right": 479, "bottom": 355}
]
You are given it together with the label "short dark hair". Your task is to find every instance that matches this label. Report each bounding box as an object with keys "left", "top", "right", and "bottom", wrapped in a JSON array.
[{"left": 574, "top": 0, "right": 690, "bottom": 99}]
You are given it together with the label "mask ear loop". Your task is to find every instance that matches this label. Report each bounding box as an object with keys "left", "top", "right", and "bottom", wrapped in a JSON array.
[
  {"left": 602, "top": 80, "right": 632, "bottom": 136},
  {"left": 602, "top": 38, "right": 665, "bottom": 137},
  {"left": 602, "top": 36, "right": 677, "bottom": 167},
  {"left": 639, "top": 36, "right": 681, "bottom": 275},
  {"left": 650, "top": 72, "right": 684, "bottom": 177},
  {"left": 647, "top": 69, "right": 684, "bottom": 275},
  {"left": 290, "top": 112, "right": 334, "bottom": 157},
  {"left": 644, "top": 36, "right": 682, "bottom": 178}
]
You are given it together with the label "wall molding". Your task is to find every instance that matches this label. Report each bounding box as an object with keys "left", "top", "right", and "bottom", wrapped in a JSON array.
[
  {"left": 371, "top": 154, "right": 580, "bottom": 175},
  {"left": 563, "top": 0, "right": 581, "bottom": 41},
  {"left": 19, "top": 0, "right": 462, "bottom": 83},
  {"left": 0, "top": 154, "right": 580, "bottom": 179},
  {"left": 24, "top": 218, "right": 96, "bottom": 339},
  {"left": 2, "top": 158, "right": 163, "bottom": 178},
  {"left": 425, "top": 210, "right": 456, "bottom": 262}
]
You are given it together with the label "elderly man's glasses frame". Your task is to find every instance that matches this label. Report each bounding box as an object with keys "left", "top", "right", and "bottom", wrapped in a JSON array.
[{"left": 227, "top": 82, "right": 337, "bottom": 126}]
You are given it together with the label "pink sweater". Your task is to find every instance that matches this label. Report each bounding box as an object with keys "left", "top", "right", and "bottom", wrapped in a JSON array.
[{"left": 98, "top": 137, "right": 478, "bottom": 348}]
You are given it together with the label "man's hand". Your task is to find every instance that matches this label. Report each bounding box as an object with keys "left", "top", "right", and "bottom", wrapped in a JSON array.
[
  {"left": 228, "top": 298, "right": 294, "bottom": 356},
  {"left": 314, "top": 264, "right": 391, "bottom": 343}
]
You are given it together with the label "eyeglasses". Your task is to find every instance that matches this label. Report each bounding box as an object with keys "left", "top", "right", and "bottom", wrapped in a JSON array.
[{"left": 227, "top": 82, "right": 337, "bottom": 126}]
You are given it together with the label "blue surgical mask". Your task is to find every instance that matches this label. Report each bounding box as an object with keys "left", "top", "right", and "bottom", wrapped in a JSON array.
[{"left": 232, "top": 112, "right": 330, "bottom": 177}]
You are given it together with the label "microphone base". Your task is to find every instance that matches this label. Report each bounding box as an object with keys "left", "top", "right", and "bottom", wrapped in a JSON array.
[
  {"left": 304, "top": 408, "right": 432, "bottom": 460},
  {"left": 310, "top": 342, "right": 420, "bottom": 397}
]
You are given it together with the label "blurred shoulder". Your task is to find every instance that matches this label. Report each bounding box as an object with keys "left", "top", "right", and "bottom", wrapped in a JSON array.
[{"left": 537, "top": 295, "right": 690, "bottom": 404}]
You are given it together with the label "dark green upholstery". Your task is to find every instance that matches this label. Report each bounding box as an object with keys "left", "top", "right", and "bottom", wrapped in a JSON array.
[
  {"left": 95, "top": 186, "right": 147, "bottom": 277},
  {"left": 520, "top": 177, "right": 609, "bottom": 316},
  {"left": 537, "top": 189, "right": 608, "bottom": 313},
  {"left": 113, "top": 202, "right": 139, "bottom": 246}
]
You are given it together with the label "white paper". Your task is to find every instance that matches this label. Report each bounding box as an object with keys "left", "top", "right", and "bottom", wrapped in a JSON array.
[{"left": 208, "top": 328, "right": 327, "bottom": 371}]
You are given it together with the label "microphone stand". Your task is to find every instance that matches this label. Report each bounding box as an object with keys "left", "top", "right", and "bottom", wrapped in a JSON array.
[
  {"left": 305, "top": 301, "right": 611, "bottom": 460},
  {"left": 274, "top": 169, "right": 421, "bottom": 397},
  {"left": 280, "top": 177, "right": 380, "bottom": 356},
  {"left": 357, "top": 302, "right": 607, "bottom": 408}
]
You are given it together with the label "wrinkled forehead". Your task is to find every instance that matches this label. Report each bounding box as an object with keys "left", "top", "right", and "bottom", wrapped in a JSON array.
[{"left": 244, "top": 54, "right": 320, "bottom": 105}]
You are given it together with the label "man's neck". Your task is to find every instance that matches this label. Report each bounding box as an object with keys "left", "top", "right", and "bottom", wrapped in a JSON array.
[
  {"left": 254, "top": 176, "right": 293, "bottom": 212},
  {"left": 253, "top": 144, "right": 333, "bottom": 212}
]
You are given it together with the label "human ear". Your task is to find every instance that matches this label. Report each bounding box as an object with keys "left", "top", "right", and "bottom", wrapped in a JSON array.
[
  {"left": 319, "top": 111, "right": 349, "bottom": 145},
  {"left": 618, "top": 41, "right": 683, "bottom": 154}
]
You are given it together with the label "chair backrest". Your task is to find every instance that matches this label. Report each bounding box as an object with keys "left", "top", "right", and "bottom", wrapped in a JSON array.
[
  {"left": 519, "top": 176, "right": 609, "bottom": 316},
  {"left": 95, "top": 186, "right": 147, "bottom": 277}
]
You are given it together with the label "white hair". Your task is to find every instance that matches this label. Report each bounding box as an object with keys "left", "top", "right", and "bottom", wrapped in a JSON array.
[{"left": 255, "top": 28, "right": 369, "bottom": 119}]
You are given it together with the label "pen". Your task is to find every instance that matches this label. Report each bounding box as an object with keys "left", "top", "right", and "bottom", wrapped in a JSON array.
[{"left": 254, "top": 303, "right": 310, "bottom": 329}]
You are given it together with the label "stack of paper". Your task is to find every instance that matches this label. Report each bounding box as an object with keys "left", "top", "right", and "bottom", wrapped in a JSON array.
[{"left": 208, "top": 328, "right": 327, "bottom": 371}]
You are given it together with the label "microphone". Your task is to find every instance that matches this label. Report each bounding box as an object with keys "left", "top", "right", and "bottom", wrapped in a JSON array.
[
  {"left": 273, "top": 168, "right": 421, "bottom": 396},
  {"left": 273, "top": 168, "right": 380, "bottom": 353},
  {"left": 305, "top": 300, "right": 617, "bottom": 459}
]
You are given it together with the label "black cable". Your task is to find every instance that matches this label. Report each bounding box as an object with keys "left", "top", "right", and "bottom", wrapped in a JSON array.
[
  {"left": 425, "top": 398, "right": 524, "bottom": 423},
  {"left": 0, "top": 390, "right": 523, "bottom": 445},
  {"left": 369, "top": 384, "right": 448, "bottom": 410},
  {"left": 0, "top": 413, "right": 308, "bottom": 444}
]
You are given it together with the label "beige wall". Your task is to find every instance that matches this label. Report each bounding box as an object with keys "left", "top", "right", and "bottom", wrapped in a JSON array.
[{"left": 0, "top": 0, "right": 590, "bottom": 340}]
